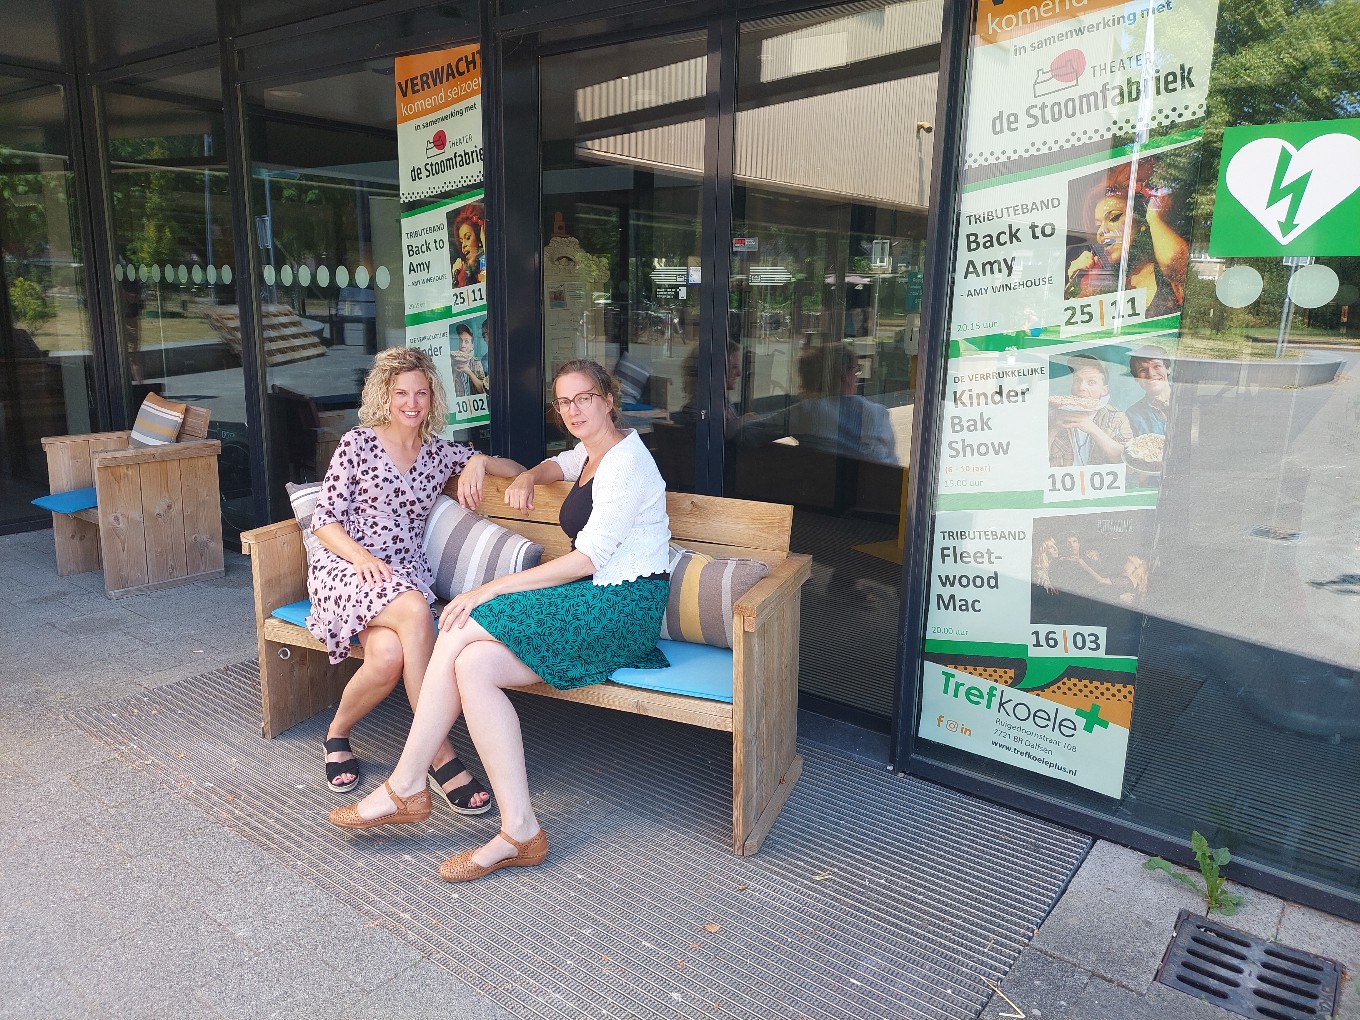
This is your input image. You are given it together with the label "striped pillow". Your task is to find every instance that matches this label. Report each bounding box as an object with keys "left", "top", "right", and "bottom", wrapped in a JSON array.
[
  {"left": 285, "top": 481, "right": 324, "bottom": 562},
  {"left": 660, "top": 544, "right": 770, "bottom": 649},
  {"left": 613, "top": 353, "right": 649, "bottom": 404},
  {"left": 423, "top": 495, "right": 544, "bottom": 600},
  {"left": 127, "top": 392, "right": 187, "bottom": 448}
]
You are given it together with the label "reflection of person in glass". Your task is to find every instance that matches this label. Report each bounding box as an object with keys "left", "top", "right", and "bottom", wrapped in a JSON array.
[
  {"left": 450, "top": 203, "right": 487, "bottom": 289},
  {"left": 1125, "top": 344, "right": 1172, "bottom": 436},
  {"left": 1064, "top": 164, "right": 1188, "bottom": 319},
  {"left": 679, "top": 340, "right": 747, "bottom": 438},
  {"left": 450, "top": 322, "right": 488, "bottom": 396},
  {"left": 1048, "top": 354, "right": 1131, "bottom": 467},
  {"left": 786, "top": 343, "right": 898, "bottom": 465}
]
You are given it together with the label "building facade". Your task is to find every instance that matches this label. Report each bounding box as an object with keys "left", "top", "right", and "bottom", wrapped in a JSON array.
[{"left": 2, "top": 0, "right": 1356, "bottom": 917}]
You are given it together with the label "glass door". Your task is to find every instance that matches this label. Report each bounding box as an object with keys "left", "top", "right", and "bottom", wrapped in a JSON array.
[
  {"left": 0, "top": 76, "right": 96, "bottom": 529},
  {"left": 539, "top": 32, "right": 708, "bottom": 485},
  {"left": 534, "top": 3, "right": 943, "bottom": 724},
  {"left": 725, "top": 1, "right": 940, "bottom": 720},
  {"left": 101, "top": 66, "right": 253, "bottom": 539}
]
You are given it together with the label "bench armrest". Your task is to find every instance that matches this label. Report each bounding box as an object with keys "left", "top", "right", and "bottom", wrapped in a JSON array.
[
  {"left": 92, "top": 439, "right": 221, "bottom": 468},
  {"left": 733, "top": 552, "right": 812, "bottom": 633},
  {"left": 240, "top": 519, "right": 310, "bottom": 623},
  {"left": 42, "top": 430, "right": 131, "bottom": 449},
  {"left": 240, "top": 519, "right": 304, "bottom": 554}
]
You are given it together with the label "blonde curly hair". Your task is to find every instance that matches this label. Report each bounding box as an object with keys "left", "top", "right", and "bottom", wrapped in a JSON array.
[{"left": 358, "top": 347, "right": 448, "bottom": 442}]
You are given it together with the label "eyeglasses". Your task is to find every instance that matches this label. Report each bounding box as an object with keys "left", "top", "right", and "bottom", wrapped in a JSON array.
[{"left": 547, "top": 390, "right": 603, "bottom": 414}]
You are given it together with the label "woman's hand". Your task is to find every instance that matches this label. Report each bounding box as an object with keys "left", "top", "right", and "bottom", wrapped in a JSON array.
[
  {"left": 504, "top": 469, "right": 536, "bottom": 511},
  {"left": 440, "top": 582, "right": 496, "bottom": 630},
  {"left": 457, "top": 453, "right": 489, "bottom": 510},
  {"left": 351, "top": 548, "right": 393, "bottom": 586}
]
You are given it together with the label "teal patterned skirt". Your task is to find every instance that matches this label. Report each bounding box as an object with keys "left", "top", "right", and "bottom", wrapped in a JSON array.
[{"left": 470, "top": 576, "right": 670, "bottom": 690}]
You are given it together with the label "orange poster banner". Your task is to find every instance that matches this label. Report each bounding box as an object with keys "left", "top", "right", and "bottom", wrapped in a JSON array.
[
  {"left": 394, "top": 44, "right": 481, "bottom": 126},
  {"left": 395, "top": 43, "right": 484, "bottom": 202},
  {"left": 976, "top": 0, "right": 1135, "bottom": 45}
]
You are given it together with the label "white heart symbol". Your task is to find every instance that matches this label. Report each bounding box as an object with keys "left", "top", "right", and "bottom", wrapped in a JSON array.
[{"left": 1225, "top": 134, "right": 1360, "bottom": 245}]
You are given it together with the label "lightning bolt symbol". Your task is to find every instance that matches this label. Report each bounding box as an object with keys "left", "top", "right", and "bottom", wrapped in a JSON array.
[{"left": 1267, "top": 147, "right": 1312, "bottom": 238}]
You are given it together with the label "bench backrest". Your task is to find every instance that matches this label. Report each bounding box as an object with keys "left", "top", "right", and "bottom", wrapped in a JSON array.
[
  {"left": 474, "top": 475, "right": 793, "bottom": 565},
  {"left": 180, "top": 404, "right": 212, "bottom": 442}
]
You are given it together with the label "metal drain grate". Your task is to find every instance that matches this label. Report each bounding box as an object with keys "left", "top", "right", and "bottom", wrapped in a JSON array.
[{"left": 1156, "top": 909, "right": 1342, "bottom": 1020}]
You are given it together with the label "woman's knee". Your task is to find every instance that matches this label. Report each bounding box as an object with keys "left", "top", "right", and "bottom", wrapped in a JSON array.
[
  {"left": 387, "top": 591, "right": 436, "bottom": 634},
  {"left": 454, "top": 643, "right": 500, "bottom": 696},
  {"left": 360, "top": 629, "right": 404, "bottom": 685}
]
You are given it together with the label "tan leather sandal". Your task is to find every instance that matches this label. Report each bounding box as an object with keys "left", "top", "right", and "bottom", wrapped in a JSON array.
[
  {"left": 329, "top": 780, "right": 432, "bottom": 830},
  {"left": 438, "top": 829, "right": 548, "bottom": 883}
]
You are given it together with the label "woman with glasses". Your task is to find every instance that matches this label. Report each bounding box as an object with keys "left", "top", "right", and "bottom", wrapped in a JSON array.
[{"left": 330, "top": 358, "right": 672, "bottom": 884}]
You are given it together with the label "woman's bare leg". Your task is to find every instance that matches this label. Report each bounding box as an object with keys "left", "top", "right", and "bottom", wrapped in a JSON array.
[
  {"left": 454, "top": 641, "right": 544, "bottom": 867},
  {"left": 361, "top": 590, "right": 486, "bottom": 807},
  {"left": 325, "top": 626, "right": 403, "bottom": 787},
  {"left": 340, "top": 616, "right": 498, "bottom": 822}
]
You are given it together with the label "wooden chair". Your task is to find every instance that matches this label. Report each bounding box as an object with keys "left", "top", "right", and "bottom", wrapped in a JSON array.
[{"left": 37, "top": 404, "right": 225, "bottom": 597}]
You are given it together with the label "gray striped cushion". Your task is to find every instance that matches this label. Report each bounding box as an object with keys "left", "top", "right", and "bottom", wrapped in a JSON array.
[
  {"left": 423, "top": 494, "right": 544, "bottom": 600},
  {"left": 127, "top": 392, "right": 187, "bottom": 448},
  {"left": 286, "top": 480, "right": 323, "bottom": 562},
  {"left": 660, "top": 544, "right": 770, "bottom": 649}
]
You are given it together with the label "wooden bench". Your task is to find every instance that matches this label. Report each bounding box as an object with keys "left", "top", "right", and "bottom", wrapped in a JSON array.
[
  {"left": 38, "top": 404, "right": 225, "bottom": 597},
  {"left": 240, "top": 475, "right": 812, "bottom": 854}
]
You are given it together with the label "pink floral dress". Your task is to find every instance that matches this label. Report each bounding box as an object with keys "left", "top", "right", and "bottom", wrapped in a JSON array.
[{"left": 306, "top": 427, "right": 473, "bottom": 663}]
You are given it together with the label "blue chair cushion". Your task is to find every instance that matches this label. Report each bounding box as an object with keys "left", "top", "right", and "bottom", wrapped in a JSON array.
[
  {"left": 272, "top": 600, "right": 312, "bottom": 628},
  {"left": 269, "top": 602, "right": 733, "bottom": 702},
  {"left": 32, "top": 487, "right": 98, "bottom": 515},
  {"left": 611, "top": 639, "right": 734, "bottom": 703}
]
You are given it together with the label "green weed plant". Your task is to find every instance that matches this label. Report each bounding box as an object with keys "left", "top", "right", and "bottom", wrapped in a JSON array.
[{"left": 1144, "top": 831, "right": 1244, "bottom": 916}]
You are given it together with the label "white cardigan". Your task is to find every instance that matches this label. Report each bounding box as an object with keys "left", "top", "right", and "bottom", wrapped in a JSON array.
[{"left": 550, "top": 430, "right": 671, "bottom": 585}]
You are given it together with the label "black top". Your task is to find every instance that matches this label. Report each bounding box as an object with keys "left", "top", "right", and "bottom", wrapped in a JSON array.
[{"left": 559, "top": 474, "right": 594, "bottom": 545}]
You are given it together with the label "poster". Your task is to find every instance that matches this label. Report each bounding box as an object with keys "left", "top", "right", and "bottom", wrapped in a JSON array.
[
  {"left": 401, "top": 189, "right": 490, "bottom": 430},
  {"left": 395, "top": 44, "right": 483, "bottom": 203},
  {"left": 920, "top": 0, "right": 1219, "bottom": 799}
]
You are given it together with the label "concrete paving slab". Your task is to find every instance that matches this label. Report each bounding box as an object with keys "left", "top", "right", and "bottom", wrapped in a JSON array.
[
  {"left": 1072, "top": 974, "right": 1239, "bottom": 1020},
  {"left": 359, "top": 956, "right": 519, "bottom": 1020},
  {"left": 978, "top": 947, "right": 1090, "bottom": 1019},
  {"left": 1276, "top": 903, "right": 1360, "bottom": 1019}
]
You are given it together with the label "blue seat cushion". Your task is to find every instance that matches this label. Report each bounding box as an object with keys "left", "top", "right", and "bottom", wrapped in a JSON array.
[
  {"left": 272, "top": 600, "right": 312, "bottom": 628},
  {"left": 611, "top": 639, "right": 733, "bottom": 703},
  {"left": 270, "top": 602, "right": 732, "bottom": 703},
  {"left": 32, "top": 487, "right": 98, "bottom": 515}
]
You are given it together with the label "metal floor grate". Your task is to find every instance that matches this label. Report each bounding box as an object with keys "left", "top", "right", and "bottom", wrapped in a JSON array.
[
  {"left": 1156, "top": 909, "right": 1342, "bottom": 1020},
  {"left": 70, "top": 662, "right": 1091, "bottom": 1020}
]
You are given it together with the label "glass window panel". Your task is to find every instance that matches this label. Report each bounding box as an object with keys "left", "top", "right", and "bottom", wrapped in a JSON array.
[
  {"left": 539, "top": 33, "right": 707, "bottom": 488},
  {"left": 914, "top": 0, "right": 1360, "bottom": 905},
  {"left": 0, "top": 0, "right": 63, "bottom": 67},
  {"left": 245, "top": 46, "right": 486, "bottom": 521},
  {"left": 85, "top": 0, "right": 217, "bottom": 64},
  {"left": 103, "top": 74, "right": 255, "bottom": 539},
  {"left": 727, "top": 0, "right": 941, "bottom": 720},
  {"left": 0, "top": 78, "right": 95, "bottom": 527}
]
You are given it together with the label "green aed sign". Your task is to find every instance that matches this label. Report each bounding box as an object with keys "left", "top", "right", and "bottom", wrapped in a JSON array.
[{"left": 1209, "top": 118, "right": 1360, "bottom": 257}]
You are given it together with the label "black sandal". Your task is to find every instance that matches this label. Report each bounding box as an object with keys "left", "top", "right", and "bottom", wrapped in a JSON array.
[
  {"left": 324, "top": 736, "right": 362, "bottom": 793},
  {"left": 428, "top": 756, "right": 493, "bottom": 815}
]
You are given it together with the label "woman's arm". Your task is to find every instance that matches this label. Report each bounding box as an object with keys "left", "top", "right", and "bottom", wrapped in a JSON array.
[
  {"left": 309, "top": 431, "right": 391, "bottom": 585},
  {"left": 440, "top": 548, "right": 593, "bottom": 630},
  {"left": 1144, "top": 191, "right": 1189, "bottom": 302},
  {"left": 455, "top": 451, "right": 528, "bottom": 510},
  {"left": 312, "top": 522, "right": 393, "bottom": 586},
  {"left": 503, "top": 458, "right": 567, "bottom": 511}
]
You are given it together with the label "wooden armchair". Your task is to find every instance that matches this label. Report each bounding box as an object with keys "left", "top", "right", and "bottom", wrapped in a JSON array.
[{"left": 36, "top": 404, "right": 225, "bottom": 598}]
